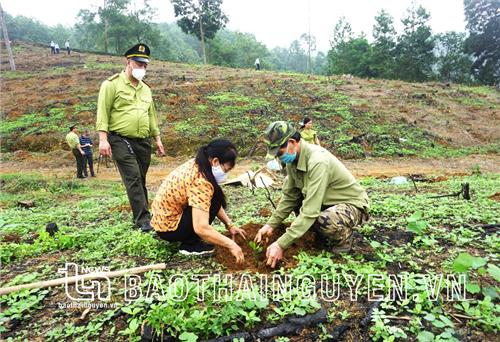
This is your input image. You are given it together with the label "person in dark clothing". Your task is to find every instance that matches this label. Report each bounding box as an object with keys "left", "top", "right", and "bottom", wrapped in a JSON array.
[
  {"left": 65, "top": 124, "right": 86, "bottom": 179},
  {"left": 80, "top": 129, "right": 95, "bottom": 177}
]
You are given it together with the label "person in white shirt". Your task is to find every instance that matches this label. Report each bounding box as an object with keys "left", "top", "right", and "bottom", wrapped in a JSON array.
[
  {"left": 65, "top": 41, "right": 71, "bottom": 55},
  {"left": 54, "top": 43, "right": 60, "bottom": 54},
  {"left": 255, "top": 58, "right": 260, "bottom": 70},
  {"left": 50, "top": 41, "right": 55, "bottom": 54}
]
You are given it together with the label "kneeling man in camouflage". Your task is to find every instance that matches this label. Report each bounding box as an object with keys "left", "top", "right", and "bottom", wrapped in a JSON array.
[{"left": 255, "top": 121, "right": 370, "bottom": 268}]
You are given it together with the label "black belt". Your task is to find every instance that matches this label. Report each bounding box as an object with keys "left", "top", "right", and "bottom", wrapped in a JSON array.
[{"left": 109, "top": 132, "right": 147, "bottom": 141}]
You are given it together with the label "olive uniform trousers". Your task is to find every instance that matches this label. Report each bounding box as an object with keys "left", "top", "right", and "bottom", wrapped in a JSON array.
[
  {"left": 109, "top": 133, "right": 151, "bottom": 227},
  {"left": 72, "top": 148, "right": 85, "bottom": 178}
]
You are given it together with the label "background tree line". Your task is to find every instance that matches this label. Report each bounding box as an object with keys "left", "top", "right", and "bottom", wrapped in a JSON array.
[{"left": 1, "top": 0, "right": 498, "bottom": 85}]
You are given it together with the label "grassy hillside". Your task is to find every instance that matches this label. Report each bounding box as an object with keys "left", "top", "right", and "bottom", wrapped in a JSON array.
[{"left": 1, "top": 41, "right": 499, "bottom": 158}]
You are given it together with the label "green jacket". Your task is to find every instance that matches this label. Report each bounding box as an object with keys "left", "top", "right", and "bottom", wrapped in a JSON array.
[
  {"left": 300, "top": 128, "right": 319, "bottom": 145},
  {"left": 96, "top": 71, "right": 160, "bottom": 139},
  {"left": 65, "top": 131, "right": 80, "bottom": 149},
  {"left": 267, "top": 141, "right": 369, "bottom": 249}
]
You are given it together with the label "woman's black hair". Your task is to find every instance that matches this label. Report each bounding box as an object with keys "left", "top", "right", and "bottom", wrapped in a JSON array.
[
  {"left": 300, "top": 117, "right": 312, "bottom": 129},
  {"left": 195, "top": 139, "right": 237, "bottom": 208}
]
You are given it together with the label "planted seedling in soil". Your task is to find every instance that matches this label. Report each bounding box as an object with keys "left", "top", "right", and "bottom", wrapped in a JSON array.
[{"left": 248, "top": 240, "right": 264, "bottom": 265}]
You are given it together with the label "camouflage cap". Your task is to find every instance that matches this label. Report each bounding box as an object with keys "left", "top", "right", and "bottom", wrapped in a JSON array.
[{"left": 263, "top": 121, "right": 296, "bottom": 157}]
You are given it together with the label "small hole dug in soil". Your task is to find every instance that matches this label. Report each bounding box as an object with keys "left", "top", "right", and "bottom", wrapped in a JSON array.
[
  {"left": 489, "top": 192, "right": 500, "bottom": 202},
  {"left": 214, "top": 223, "right": 316, "bottom": 273}
]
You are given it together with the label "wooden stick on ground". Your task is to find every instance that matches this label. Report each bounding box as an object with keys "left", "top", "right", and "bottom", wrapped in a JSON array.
[
  {"left": 384, "top": 315, "right": 412, "bottom": 321},
  {"left": 0, "top": 263, "right": 166, "bottom": 296}
]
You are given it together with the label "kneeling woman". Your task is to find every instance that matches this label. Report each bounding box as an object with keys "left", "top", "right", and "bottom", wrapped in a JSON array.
[{"left": 151, "top": 139, "right": 245, "bottom": 263}]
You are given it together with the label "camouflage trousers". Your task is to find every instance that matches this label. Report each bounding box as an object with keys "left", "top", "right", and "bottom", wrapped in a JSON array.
[{"left": 312, "top": 203, "right": 369, "bottom": 247}]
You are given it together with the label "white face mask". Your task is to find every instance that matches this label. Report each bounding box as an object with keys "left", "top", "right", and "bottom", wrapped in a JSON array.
[
  {"left": 212, "top": 165, "right": 227, "bottom": 184},
  {"left": 131, "top": 68, "right": 146, "bottom": 81}
]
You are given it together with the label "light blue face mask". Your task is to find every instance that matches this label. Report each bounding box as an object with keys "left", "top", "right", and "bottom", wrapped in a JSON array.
[{"left": 278, "top": 151, "right": 296, "bottom": 164}]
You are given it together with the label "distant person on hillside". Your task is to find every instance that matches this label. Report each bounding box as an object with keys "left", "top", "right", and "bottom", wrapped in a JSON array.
[
  {"left": 79, "top": 129, "right": 95, "bottom": 177},
  {"left": 65, "top": 40, "right": 70, "bottom": 55},
  {"left": 65, "top": 124, "right": 86, "bottom": 179},
  {"left": 50, "top": 41, "right": 55, "bottom": 54},
  {"left": 152, "top": 139, "right": 245, "bottom": 261},
  {"left": 255, "top": 121, "right": 369, "bottom": 268},
  {"left": 255, "top": 58, "right": 260, "bottom": 70},
  {"left": 54, "top": 43, "right": 60, "bottom": 54},
  {"left": 96, "top": 43, "right": 165, "bottom": 233},
  {"left": 299, "top": 117, "right": 321, "bottom": 146}
]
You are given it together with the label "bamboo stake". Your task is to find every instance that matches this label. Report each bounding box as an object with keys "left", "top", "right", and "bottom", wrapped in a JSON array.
[{"left": 0, "top": 263, "right": 166, "bottom": 296}]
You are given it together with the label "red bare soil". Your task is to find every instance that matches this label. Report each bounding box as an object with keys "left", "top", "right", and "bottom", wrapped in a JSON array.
[{"left": 214, "top": 223, "right": 317, "bottom": 273}]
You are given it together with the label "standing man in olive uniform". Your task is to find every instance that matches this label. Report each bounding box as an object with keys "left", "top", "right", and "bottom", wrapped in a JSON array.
[
  {"left": 65, "top": 124, "right": 86, "bottom": 179},
  {"left": 255, "top": 121, "right": 370, "bottom": 268},
  {"left": 96, "top": 43, "right": 165, "bottom": 233}
]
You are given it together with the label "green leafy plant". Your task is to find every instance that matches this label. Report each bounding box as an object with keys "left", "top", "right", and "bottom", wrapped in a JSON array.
[{"left": 406, "top": 212, "right": 428, "bottom": 234}]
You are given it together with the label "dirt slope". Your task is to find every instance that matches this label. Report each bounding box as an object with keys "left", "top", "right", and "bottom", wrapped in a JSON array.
[{"left": 1, "top": 41, "right": 499, "bottom": 157}]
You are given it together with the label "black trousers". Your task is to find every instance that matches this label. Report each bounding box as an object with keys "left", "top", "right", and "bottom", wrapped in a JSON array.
[
  {"left": 72, "top": 149, "right": 85, "bottom": 178},
  {"left": 83, "top": 152, "right": 95, "bottom": 176},
  {"left": 109, "top": 134, "right": 151, "bottom": 226},
  {"left": 156, "top": 196, "right": 223, "bottom": 244}
]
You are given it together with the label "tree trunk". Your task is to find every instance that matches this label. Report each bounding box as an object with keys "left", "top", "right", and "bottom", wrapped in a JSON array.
[
  {"left": 308, "top": 42, "right": 311, "bottom": 74},
  {"left": 199, "top": 18, "right": 207, "bottom": 64},
  {"left": 104, "top": 19, "right": 109, "bottom": 53},
  {"left": 103, "top": 0, "right": 109, "bottom": 53},
  {"left": 0, "top": 3, "right": 16, "bottom": 71}
]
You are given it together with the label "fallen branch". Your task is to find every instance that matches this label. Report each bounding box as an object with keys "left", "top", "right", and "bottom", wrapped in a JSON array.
[
  {"left": 451, "top": 313, "right": 477, "bottom": 320},
  {"left": 143, "top": 309, "right": 328, "bottom": 341},
  {"left": 0, "top": 263, "right": 166, "bottom": 296},
  {"left": 257, "top": 308, "right": 327, "bottom": 339},
  {"left": 202, "top": 332, "right": 252, "bottom": 342},
  {"left": 383, "top": 315, "right": 412, "bottom": 321}
]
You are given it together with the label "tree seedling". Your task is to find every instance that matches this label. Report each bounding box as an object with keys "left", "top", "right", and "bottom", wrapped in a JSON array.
[{"left": 248, "top": 241, "right": 264, "bottom": 263}]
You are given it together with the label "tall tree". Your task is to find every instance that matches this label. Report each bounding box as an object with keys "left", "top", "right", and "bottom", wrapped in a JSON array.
[
  {"left": 327, "top": 37, "right": 373, "bottom": 77},
  {"left": 287, "top": 39, "right": 308, "bottom": 73},
  {"left": 394, "top": 3, "right": 435, "bottom": 82},
  {"left": 434, "top": 32, "right": 472, "bottom": 83},
  {"left": 269, "top": 46, "right": 290, "bottom": 71},
  {"left": 329, "top": 16, "right": 353, "bottom": 48},
  {"left": 300, "top": 33, "right": 316, "bottom": 74},
  {"left": 209, "top": 30, "right": 269, "bottom": 68},
  {"left": 3, "top": 13, "right": 52, "bottom": 43},
  {"left": 371, "top": 9, "right": 396, "bottom": 78},
  {"left": 313, "top": 51, "right": 327, "bottom": 75},
  {"left": 463, "top": 0, "right": 500, "bottom": 85},
  {"left": 326, "top": 17, "right": 373, "bottom": 77},
  {"left": 75, "top": 0, "right": 159, "bottom": 54},
  {"left": 171, "top": 0, "right": 228, "bottom": 64}
]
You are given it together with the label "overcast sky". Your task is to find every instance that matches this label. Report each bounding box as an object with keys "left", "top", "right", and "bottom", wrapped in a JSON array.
[{"left": 2, "top": 0, "right": 466, "bottom": 52}]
